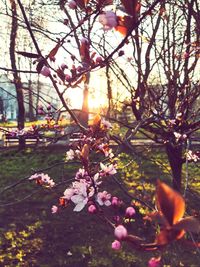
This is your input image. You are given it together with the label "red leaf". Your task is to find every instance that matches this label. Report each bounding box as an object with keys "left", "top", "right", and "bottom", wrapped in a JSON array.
[
  {"left": 156, "top": 180, "right": 185, "bottom": 225},
  {"left": 81, "top": 144, "right": 90, "bottom": 161},
  {"left": 80, "top": 41, "right": 90, "bottom": 63},
  {"left": 36, "top": 59, "right": 46, "bottom": 73},
  {"left": 48, "top": 43, "right": 60, "bottom": 60},
  {"left": 115, "top": 16, "right": 134, "bottom": 36},
  {"left": 16, "top": 51, "right": 40, "bottom": 58},
  {"left": 115, "top": 25, "right": 127, "bottom": 36}
]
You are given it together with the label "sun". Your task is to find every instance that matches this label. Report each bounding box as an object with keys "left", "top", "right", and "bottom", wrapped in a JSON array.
[{"left": 65, "top": 87, "right": 107, "bottom": 111}]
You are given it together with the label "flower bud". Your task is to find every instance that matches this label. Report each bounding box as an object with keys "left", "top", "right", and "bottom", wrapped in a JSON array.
[
  {"left": 148, "top": 257, "right": 161, "bottom": 267},
  {"left": 68, "top": 0, "right": 77, "bottom": 9},
  {"left": 40, "top": 66, "right": 51, "bottom": 77},
  {"left": 112, "top": 196, "right": 119, "bottom": 207},
  {"left": 111, "top": 240, "right": 121, "bottom": 250},
  {"left": 114, "top": 225, "right": 127, "bottom": 240},
  {"left": 125, "top": 206, "right": 136, "bottom": 217},
  {"left": 88, "top": 204, "right": 97, "bottom": 214},
  {"left": 65, "top": 74, "right": 71, "bottom": 82},
  {"left": 95, "top": 56, "right": 103, "bottom": 64},
  {"left": 118, "top": 50, "right": 124, "bottom": 57}
]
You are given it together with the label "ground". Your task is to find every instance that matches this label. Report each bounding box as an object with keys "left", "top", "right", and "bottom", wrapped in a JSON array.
[{"left": 0, "top": 146, "right": 200, "bottom": 267}]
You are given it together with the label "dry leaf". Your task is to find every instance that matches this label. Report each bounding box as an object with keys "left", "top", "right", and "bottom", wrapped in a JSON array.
[{"left": 156, "top": 180, "right": 185, "bottom": 225}]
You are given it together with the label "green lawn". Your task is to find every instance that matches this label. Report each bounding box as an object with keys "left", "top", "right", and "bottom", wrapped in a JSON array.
[{"left": 0, "top": 147, "right": 200, "bottom": 267}]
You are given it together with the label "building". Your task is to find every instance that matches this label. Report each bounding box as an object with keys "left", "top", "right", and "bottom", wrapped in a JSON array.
[{"left": 0, "top": 74, "right": 17, "bottom": 121}]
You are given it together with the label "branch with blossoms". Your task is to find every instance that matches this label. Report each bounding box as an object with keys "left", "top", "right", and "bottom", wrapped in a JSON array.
[{"left": 27, "top": 115, "right": 200, "bottom": 266}]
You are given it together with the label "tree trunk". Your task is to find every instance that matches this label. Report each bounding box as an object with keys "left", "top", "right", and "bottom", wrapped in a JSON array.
[
  {"left": 80, "top": 73, "right": 89, "bottom": 127},
  {"left": 9, "top": 0, "right": 25, "bottom": 150},
  {"left": 28, "top": 79, "right": 35, "bottom": 121},
  {"left": 166, "top": 143, "right": 183, "bottom": 191}
]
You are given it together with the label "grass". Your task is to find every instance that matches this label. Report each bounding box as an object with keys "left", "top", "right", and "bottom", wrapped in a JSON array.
[{"left": 0, "top": 146, "right": 200, "bottom": 266}]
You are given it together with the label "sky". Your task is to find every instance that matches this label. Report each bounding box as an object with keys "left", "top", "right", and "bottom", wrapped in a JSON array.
[{"left": 0, "top": 0, "right": 199, "bottom": 112}]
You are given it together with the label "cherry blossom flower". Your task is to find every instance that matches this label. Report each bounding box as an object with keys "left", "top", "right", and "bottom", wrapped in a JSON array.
[
  {"left": 174, "top": 132, "right": 187, "bottom": 142},
  {"left": 51, "top": 205, "right": 58, "bottom": 214},
  {"left": 29, "top": 173, "right": 55, "bottom": 188},
  {"left": 66, "top": 149, "right": 75, "bottom": 160},
  {"left": 98, "top": 143, "right": 114, "bottom": 158},
  {"left": 111, "top": 240, "right": 121, "bottom": 250},
  {"left": 96, "top": 191, "right": 111, "bottom": 206},
  {"left": 100, "top": 163, "right": 117, "bottom": 175},
  {"left": 93, "top": 173, "right": 102, "bottom": 186},
  {"left": 71, "top": 194, "right": 88, "bottom": 212},
  {"left": 101, "top": 118, "right": 112, "bottom": 129},
  {"left": 75, "top": 168, "right": 88, "bottom": 180},
  {"left": 99, "top": 11, "right": 117, "bottom": 30},
  {"left": 63, "top": 188, "right": 75, "bottom": 200},
  {"left": 114, "top": 225, "right": 128, "bottom": 240},
  {"left": 186, "top": 150, "right": 200, "bottom": 162},
  {"left": 70, "top": 180, "right": 95, "bottom": 212}
]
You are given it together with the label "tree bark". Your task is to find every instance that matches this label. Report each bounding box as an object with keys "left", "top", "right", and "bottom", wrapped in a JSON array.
[
  {"left": 9, "top": 0, "right": 25, "bottom": 149},
  {"left": 165, "top": 143, "right": 183, "bottom": 191},
  {"left": 80, "top": 73, "right": 89, "bottom": 127}
]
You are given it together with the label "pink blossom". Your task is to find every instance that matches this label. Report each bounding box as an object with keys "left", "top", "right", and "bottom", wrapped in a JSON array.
[
  {"left": 63, "top": 188, "right": 75, "bottom": 200},
  {"left": 111, "top": 240, "right": 121, "bottom": 250},
  {"left": 148, "top": 257, "right": 161, "bottom": 267},
  {"left": 100, "top": 163, "right": 117, "bottom": 175},
  {"left": 66, "top": 149, "right": 75, "bottom": 160},
  {"left": 75, "top": 168, "right": 88, "bottom": 180},
  {"left": 40, "top": 66, "right": 51, "bottom": 77},
  {"left": 186, "top": 150, "right": 200, "bottom": 162},
  {"left": 68, "top": 0, "right": 77, "bottom": 9},
  {"left": 29, "top": 173, "right": 55, "bottom": 188},
  {"left": 88, "top": 204, "right": 97, "bottom": 214},
  {"left": 71, "top": 194, "right": 88, "bottom": 212},
  {"left": 125, "top": 207, "right": 136, "bottom": 217},
  {"left": 96, "top": 191, "right": 111, "bottom": 206},
  {"left": 51, "top": 205, "right": 58, "bottom": 214},
  {"left": 70, "top": 180, "right": 94, "bottom": 211},
  {"left": 99, "top": 11, "right": 117, "bottom": 30},
  {"left": 114, "top": 225, "right": 128, "bottom": 240},
  {"left": 98, "top": 143, "right": 114, "bottom": 158}
]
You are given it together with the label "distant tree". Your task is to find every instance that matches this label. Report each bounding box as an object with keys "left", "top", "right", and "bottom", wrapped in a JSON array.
[
  {"left": 9, "top": 0, "right": 26, "bottom": 149},
  {"left": 106, "top": 0, "right": 200, "bottom": 191}
]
